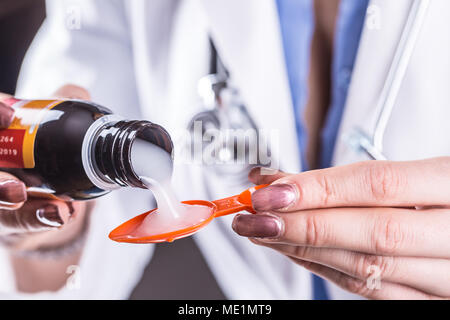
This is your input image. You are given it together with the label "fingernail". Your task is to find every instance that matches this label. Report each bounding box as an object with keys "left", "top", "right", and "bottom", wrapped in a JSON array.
[
  {"left": 248, "top": 166, "right": 279, "bottom": 183},
  {"left": 248, "top": 167, "right": 263, "bottom": 183},
  {"left": 232, "top": 214, "right": 283, "bottom": 239},
  {"left": 36, "top": 204, "right": 64, "bottom": 227},
  {"left": 0, "top": 180, "right": 27, "bottom": 203},
  {"left": 0, "top": 102, "right": 15, "bottom": 128},
  {"left": 252, "top": 184, "right": 298, "bottom": 212}
]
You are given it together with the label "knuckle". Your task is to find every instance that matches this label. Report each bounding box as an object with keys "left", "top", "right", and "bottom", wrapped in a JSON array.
[
  {"left": 293, "top": 246, "right": 311, "bottom": 258},
  {"left": 293, "top": 180, "right": 305, "bottom": 206},
  {"left": 303, "top": 214, "right": 328, "bottom": 247},
  {"left": 372, "top": 215, "right": 405, "bottom": 255},
  {"left": 357, "top": 254, "right": 395, "bottom": 280},
  {"left": 0, "top": 209, "right": 24, "bottom": 234},
  {"left": 12, "top": 210, "right": 30, "bottom": 230},
  {"left": 365, "top": 163, "right": 402, "bottom": 201},
  {"left": 314, "top": 174, "right": 337, "bottom": 206},
  {"left": 0, "top": 171, "right": 22, "bottom": 182},
  {"left": 55, "top": 84, "right": 91, "bottom": 100}
]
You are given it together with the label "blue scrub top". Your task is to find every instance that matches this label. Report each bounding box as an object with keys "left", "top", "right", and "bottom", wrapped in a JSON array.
[{"left": 275, "top": 0, "right": 369, "bottom": 299}]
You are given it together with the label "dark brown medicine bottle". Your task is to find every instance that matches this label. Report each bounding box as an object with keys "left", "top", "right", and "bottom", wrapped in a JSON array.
[{"left": 0, "top": 98, "right": 173, "bottom": 201}]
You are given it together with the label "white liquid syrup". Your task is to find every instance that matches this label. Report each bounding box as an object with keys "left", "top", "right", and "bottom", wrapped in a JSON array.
[{"left": 129, "top": 139, "right": 212, "bottom": 238}]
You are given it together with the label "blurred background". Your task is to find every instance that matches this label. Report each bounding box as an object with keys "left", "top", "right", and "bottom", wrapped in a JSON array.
[
  {"left": 0, "top": 0, "right": 45, "bottom": 94},
  {"left": 0, "top": 0, "right": 224, "bottom": 299}
]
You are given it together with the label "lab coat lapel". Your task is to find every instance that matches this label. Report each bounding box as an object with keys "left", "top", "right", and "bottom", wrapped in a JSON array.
[
  {"left": 200, "top": 0, "right": 301, "bottom": 173},
  {"left": 333, "top": 0, "right": 414, "bottom": 166}
]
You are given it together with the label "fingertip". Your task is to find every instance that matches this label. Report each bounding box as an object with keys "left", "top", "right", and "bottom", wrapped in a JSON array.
[
  {"left": 251, "top": 183, "right": 298, "bottom": 212},
  {"left": 36, "top": 204, "right": 65, "bottom": 228},
  {"left": 0, "top": 179, "right": 27, "bottom": 204},
  {"left": 248, "top": 166, "right": 289, "bottom": 186},
  {"left": 23, "top": 199, "right": 72, "bottom": 229},
  {"left": 231, "top": 213, "right": 242, "bottom": 234},
  {"left": 0, "top": 101, "right": 15, "bottom": 128},
  {"left": 249, "top": 237, "right": 263, "bottom": 246},
  {"left": 248, "top": 166, "right": 280, "bottom": 183},
  {"left": 231, "top": 213, "right": 283, "bottom": 239},
  {"left": 48, "top": 201, "right": 72, "bottom": 225},
  {"left": 248, "top": 167, "right": 263, "bottom": 184}
]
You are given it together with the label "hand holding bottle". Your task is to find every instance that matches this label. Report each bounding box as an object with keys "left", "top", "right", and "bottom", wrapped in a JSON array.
[
  {"left": 0, "top": 86, "right": 90, "bottom": 249},
  {"left": 0, "top": 84, "right": 174, "bottom": 292}
]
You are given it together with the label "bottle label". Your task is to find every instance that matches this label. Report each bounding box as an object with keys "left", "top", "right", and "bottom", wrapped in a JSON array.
[{"left": 0, "top": 98, "right": 64, "bottom": 168}]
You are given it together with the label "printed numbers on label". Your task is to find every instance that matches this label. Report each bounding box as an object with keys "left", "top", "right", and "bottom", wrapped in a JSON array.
[
  {"left": 0, "top": 148, "right": 18, "bottom": 156},
  {"left": 0, "top": 135, "right": 14, "bottom": 143}
]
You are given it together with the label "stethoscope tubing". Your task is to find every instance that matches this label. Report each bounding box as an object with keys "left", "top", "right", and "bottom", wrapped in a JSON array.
[{"left": 359, "top": 0, "right": 431, "bottom": 160}]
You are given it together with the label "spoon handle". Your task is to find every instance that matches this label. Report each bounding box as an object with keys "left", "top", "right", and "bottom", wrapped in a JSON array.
[{"left": 212, "top": 184, "right": 269, "bottom": 217}]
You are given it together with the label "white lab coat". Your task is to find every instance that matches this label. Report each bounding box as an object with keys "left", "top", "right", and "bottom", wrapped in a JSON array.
[{"left": 0, "top": 0, "right": 449, "bottom": 299}]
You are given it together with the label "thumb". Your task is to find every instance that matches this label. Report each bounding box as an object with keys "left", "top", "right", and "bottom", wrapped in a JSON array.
[
  {"left": 0, "top": 172, "right": 27, "bottom": 210},
  {"left": 0, "top": 200, "right": 72, "bottom": 236},
  {"left": 53, "top": 84, "right": 91, "bottom": 100}
]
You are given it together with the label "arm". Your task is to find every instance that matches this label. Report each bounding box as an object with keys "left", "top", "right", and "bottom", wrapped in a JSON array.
[
  {"left": 7, "top": 0, "right": 142, "bottom": 295},
  {"left": 0, "top": 87, "right": 91, "bottom": 293}
]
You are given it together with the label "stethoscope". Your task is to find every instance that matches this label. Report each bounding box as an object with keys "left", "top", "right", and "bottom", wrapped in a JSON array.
[
  {"left": 345, "top": 0, "right": 430, "bottom": 161},
  {"left": 188, "top": 39, "right": 263, "bottom": 184},
  {"left": 189, "top": 0, "right": 430, "bottom": 174}
]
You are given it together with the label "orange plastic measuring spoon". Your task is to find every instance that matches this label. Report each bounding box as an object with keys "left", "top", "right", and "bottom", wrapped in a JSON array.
[{"left": 109, "top": 184, "right": 268, "bottom": 244}]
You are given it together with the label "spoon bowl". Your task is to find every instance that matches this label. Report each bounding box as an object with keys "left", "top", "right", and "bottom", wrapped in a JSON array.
[{"left": 109, "top": 184, "right": 268, "bottom": 243}]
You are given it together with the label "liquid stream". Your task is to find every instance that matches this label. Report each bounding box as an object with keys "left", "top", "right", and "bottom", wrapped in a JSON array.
[{"left": 129, "top": 139, "right": 212, "bottom": 238}]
